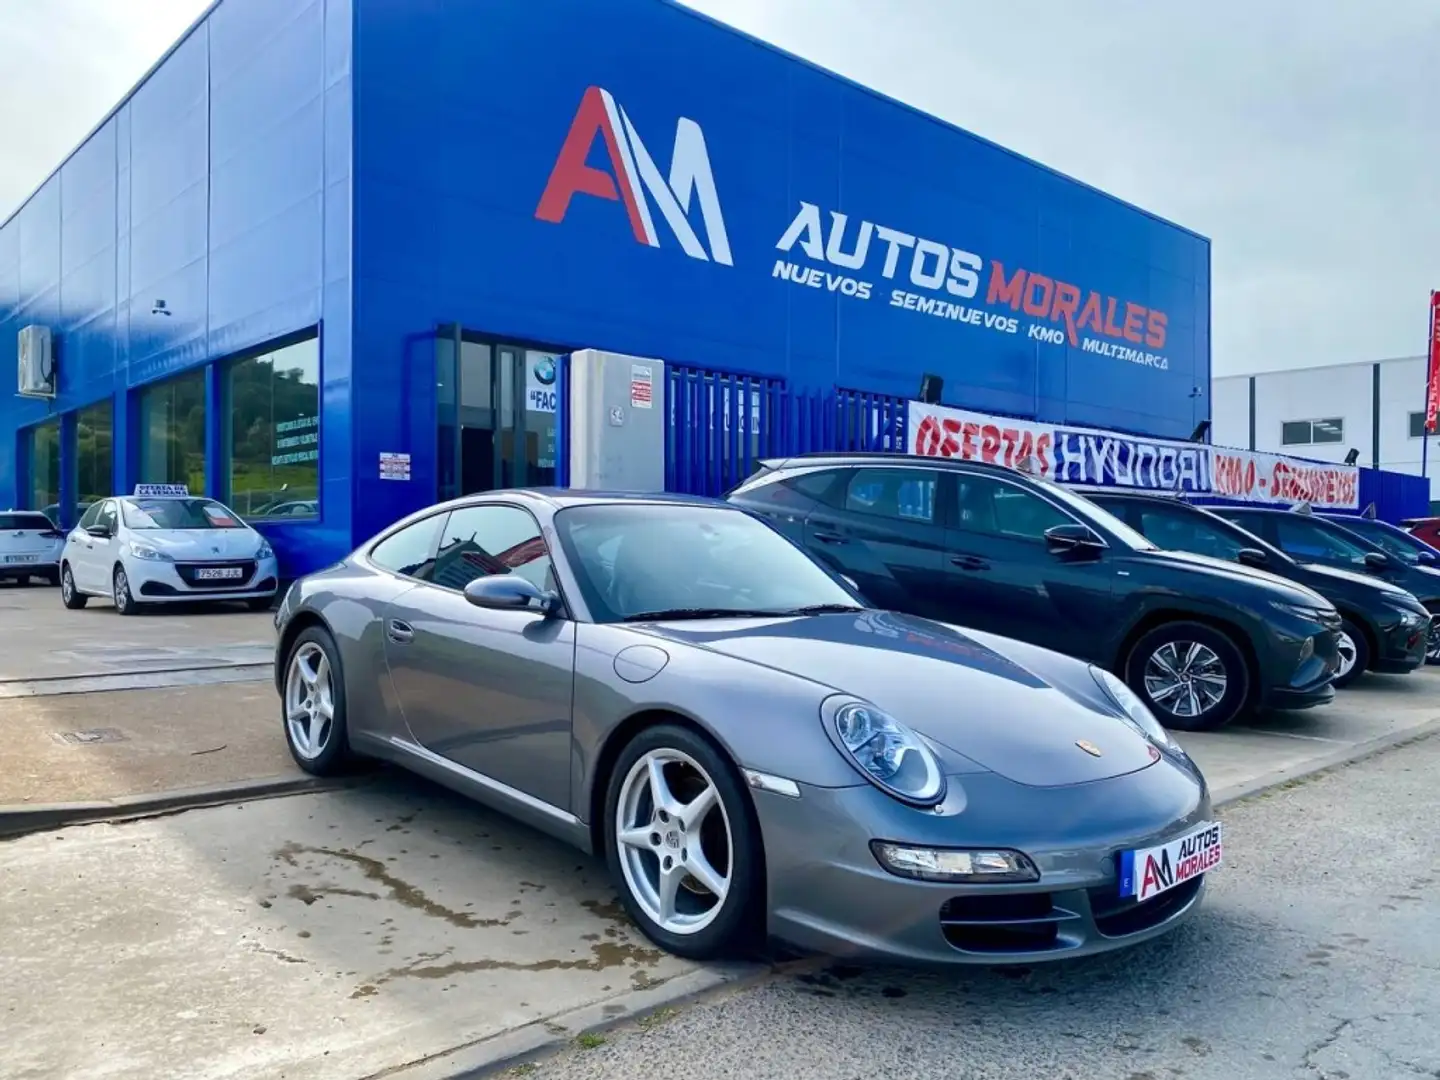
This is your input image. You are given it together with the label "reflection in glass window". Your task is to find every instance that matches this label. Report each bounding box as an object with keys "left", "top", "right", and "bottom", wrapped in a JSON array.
[
  {"left": 432, "top": 506, "right": 554, "bottom": 593},
  {"left": 370, "top": 514, "right": 444, "bottom": 580},
  {"left": 140, "top": 370, "right": 206, "bottom": 491},
  {"left": 843, "top": 468, "right": 937, "bottom": 523},
  {"left": 76, "top": 399, "right": 113, "bottom": 509},
  {"left": 26, "top": 419, "right": 60, "bottom": 516},
  {"left": 228, "top": 335, "right": 320, "bottom": 520}
]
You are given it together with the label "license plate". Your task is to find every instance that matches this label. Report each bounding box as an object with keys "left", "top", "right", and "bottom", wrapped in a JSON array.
[
  {"left": 4, "top": 554, "right": 37, "bottom": 564},
  {"left": 1119, "top": 821, "right": 1222, "bottom": 902},
  {"left": 194, "top": 567, "right": 244, "bottom": 581}
]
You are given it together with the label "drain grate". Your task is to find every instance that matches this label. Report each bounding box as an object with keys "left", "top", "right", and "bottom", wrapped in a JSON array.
[{"left": 51, "top": 728, "right": 128, "bottom": 746}]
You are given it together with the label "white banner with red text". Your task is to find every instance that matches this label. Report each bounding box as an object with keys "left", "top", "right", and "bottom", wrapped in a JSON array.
[{"left": 907, "top": 401, "right": 1358, "bottom": 509}]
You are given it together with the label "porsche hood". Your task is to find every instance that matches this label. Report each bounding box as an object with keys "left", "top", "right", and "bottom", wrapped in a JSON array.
[{"left": 637, "top": 610, "right": 1163, "bottom": 789}]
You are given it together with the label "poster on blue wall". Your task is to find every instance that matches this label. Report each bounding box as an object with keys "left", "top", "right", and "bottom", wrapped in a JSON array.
[{"left": 907, "top": 402, "right": 1359, "bottom": 509}]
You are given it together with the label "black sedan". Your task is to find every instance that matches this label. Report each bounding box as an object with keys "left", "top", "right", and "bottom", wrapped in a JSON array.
[
  {"left": 728, "top": 453, "right": 1343, "bottom": 731},
  {"left": 1085, "top": 492, "right": 1430, "bottom": 687},
  {"left": 1211, "top": 505, "right": 1440, "bottom": 664}
]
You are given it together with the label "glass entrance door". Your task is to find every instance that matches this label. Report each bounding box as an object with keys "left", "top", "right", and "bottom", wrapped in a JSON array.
[{"left": 436, "top": 329, "right": 560, "bottom": 502}]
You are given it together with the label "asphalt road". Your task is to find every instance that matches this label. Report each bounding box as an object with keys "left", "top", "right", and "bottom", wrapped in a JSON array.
[{"left": 515, "top": 734, "right": 1440, "bottom": 1080}]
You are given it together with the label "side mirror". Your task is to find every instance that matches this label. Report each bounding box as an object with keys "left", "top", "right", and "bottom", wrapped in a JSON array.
[
  {"left": 85, "top": 525, "right": 110, "bottom": 539},
  {"left": 1237, "top": 547, "right": 1269, "bottom": 568},
  {"left": 1363, "top": 551, "right": 1389, "bottom": 570},
  {"left": 1044, "top": 522, "right": 1104, "bottom": 556},
  {"left": 463, "top": 575, "right": 558, "bottom": 616}
]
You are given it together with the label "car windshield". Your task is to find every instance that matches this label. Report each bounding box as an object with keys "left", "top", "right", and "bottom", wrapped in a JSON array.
[
  {"left": 1032, "top": 479, "right": 1158, "bottom": 551},
  {"left": 120, "top": 497, "right": 247, "bottom": 530},
  {"left": 0, "top": 513, "right": 56, "bottom": 531},
  {"left": 552, "top": 502, "right": 863, "bottom": 623}
]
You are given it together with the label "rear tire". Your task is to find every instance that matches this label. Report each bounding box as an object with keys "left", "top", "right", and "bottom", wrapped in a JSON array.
[
  {"left": 1124, "top": 621, "right": 1250, "bottom": 732},
  {"left": 1332, "top": 618, "right": 1369, "bottom": 689},
  {"left": 60, "top": 564, "right": 88, "bottom": 609},
  {"left": 602, "top": 723, "right": 762, "bottom": 961}
]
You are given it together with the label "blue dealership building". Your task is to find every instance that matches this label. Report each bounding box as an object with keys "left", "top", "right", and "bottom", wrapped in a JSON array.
[{"left": 0, "top": 0, "right": 1213, "bottom": 576}]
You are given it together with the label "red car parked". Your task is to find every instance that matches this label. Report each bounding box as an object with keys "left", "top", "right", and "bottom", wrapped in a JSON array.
[{"left": 1401, "top": 517, "right": 1440, "bottom": 550}]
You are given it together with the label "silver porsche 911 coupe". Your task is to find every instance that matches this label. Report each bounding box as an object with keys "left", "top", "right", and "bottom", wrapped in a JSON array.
[{"left": 272, "top": 489, "right": 1221, "bottom": 965}]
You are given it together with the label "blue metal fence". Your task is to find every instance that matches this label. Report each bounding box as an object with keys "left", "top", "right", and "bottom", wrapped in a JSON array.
[
  {"left": 1357, "top": 466, "right": 1430, "bottom": 523},
  {"left": 663, "top": 364, "right": 908, "bottom": 497}
]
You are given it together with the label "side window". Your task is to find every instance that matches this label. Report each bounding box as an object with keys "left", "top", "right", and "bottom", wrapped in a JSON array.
[
  {"left": 369, "top": 514, "right": 444, "bottom": 580},
  {"left": 432, "top": 505, "right": 554, "bottom": 594},
  {"left": 1273, "top": 517, "right": 1346, "bottom": 561},
  {"left": 1139, "top": 508, "right": 1247, "bottom": 561},
  {"left": 842, "top": 468, "right": 937, "bottom": 524},
  {"left": 785, "top": 468, "right": 845, "bottom": 503},
  {"left": 77, "top": 503, "right": 103, "bottom": 529},
  {"left": 96, "top": 501, "right": 118, "bottom": 533},
  {"left": 954, "top": 476, "right": 1072, "bottom": 541}
]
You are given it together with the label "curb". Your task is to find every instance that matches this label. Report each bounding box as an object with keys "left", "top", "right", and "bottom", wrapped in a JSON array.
[
  {"left": 373, "top": 960, "right": 792, "bottom": 1080},
  {"left": 0, "top": 773, "right": 356, "bottom": 840},
  {"left": 1211, "top": 715, "right": 1440, "bottom": 808}
]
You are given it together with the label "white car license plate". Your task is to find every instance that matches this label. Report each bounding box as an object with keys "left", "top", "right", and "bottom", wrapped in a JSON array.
[
  {"left": 5, "top": 554, "right": 37, "bottom": 564},
  {"left": 1119, "top": 821, "right": 1222, "bottom": 901},
  {"left": 194, "top": 567, "right": 244, "bottom": 581}
]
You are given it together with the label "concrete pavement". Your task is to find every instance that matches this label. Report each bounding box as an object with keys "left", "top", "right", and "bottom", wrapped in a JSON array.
[
  {"left": 479, "top": 730, "right": 1440, "bottom": 1080},
  {"left": 0, "top": 774, "right": 733, "bottom": 1080}
]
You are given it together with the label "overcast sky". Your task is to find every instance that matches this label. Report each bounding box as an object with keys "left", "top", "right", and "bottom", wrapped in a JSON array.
[{"left": 1, "top": 0, "right": 1435, "bottom": 377}]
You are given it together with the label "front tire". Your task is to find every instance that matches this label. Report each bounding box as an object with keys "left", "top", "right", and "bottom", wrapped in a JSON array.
[
  {"left": 1332, "top": 618, "right": 1370, "bottom": 689},
  {"left": 112, "top": 565, "right": 141, "bottom": 616},
  {"left": 603, "top": 723, "right": 761, "bottom": 961},
  {"left": 281, "top": 626, "right": 352, "bottom": 776},
  {"left": 61, "top": 564, "right": 88, "bottom": 609},
  {"left": 1124, "top": 621, "right": 1250, "bottom": 732}
]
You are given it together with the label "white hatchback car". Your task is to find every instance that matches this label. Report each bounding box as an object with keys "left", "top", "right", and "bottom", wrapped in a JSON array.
[
  {"left": 60, "top": 485, "right": 281, "bottom": 615},
  {"left": 0, "top": 510, "right": 64, "bottom": 586}
]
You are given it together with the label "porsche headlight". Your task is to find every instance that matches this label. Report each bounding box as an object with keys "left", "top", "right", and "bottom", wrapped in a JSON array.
[
  {"left": 824, "top": 697, "right": 945, "bottom": 806},
  {"left": 1092, "top": 667, "right": 1177, "bottom": 750}
]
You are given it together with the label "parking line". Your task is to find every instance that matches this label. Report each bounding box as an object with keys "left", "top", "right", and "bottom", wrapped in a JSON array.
[{"left": 1227, "top": 727, "right": 1346, "bottom": 745}]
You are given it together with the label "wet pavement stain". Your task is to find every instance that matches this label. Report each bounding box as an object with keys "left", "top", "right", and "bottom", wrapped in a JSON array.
[{"left": 274, "top": 842, "right": 524, "bottom": 929}]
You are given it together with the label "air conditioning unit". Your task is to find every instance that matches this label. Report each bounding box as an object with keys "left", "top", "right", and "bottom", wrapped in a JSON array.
[{"left": 17, "top": 325, "right": 55, "bottom": 399}]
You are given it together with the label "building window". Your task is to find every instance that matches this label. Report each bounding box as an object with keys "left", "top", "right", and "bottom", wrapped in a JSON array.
[
  {"left": 76, "top": 399, "right": 114, "bottom": 510},
  {"left": 26, "top": 419, "right": 60, "bottom": 516},
  {"left": 1280, "top": 418, "right": 1344, "bottom": 446},
  {"left": 227, "top": 333, "right": 321, "bottom": 519},
  {"left": 139, "top": 369, "right": 206, "bottom": 490},
  {"left": 1409, "top": 411, "right": 1433, "bottom": 439}
]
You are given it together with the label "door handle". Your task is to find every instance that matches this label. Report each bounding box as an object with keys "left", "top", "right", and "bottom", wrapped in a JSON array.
[
  {"left": 950, "top": 554, "right": 990, "bottom": 571},
  {"left": 386, "top": 619, "right": 415, "bottom": 645},
  {"left": 812, "top": 531, "right": 848, "bottom": 545}
]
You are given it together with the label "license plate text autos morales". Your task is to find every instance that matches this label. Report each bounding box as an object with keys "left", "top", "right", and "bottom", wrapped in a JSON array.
[{"left": 1119, "top": 821, "right": 1222, "bottom": 902}]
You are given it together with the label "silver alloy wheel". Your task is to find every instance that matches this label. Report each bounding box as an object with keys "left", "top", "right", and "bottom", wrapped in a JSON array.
[
  {"left": 1143, "top": 640, "right": 1228, "bottom": 719},
  {"left": 61, "top": 568, "right": 74, "bottom": 603},
  {"left": 1334, "top": 630, "right": 1359, "bottom": 681},
  {"left": 615, "top": 748, "right": 733, "bottom": 936},
  {"left": 113, "top": 568, "right": 129, "bottom": 612},
  {"left": 1427, "top": 620, "right": 1440, "bottom": 662},
  {"left": 285, "top": 642, "right": 336, "bottom": 760}
]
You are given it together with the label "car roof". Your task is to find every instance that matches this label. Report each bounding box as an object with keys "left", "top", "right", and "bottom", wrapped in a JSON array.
[
  {"left": 448, "top": 488, "right": 733, "bottom": 511},
  {"left": 753, "top": 451, "right": 1033, "bottom": 476}
]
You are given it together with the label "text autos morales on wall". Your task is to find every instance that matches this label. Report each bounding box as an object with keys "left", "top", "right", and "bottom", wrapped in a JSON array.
[{"left": 907, "top": 402, "right": 1359, "bottom": 510}]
